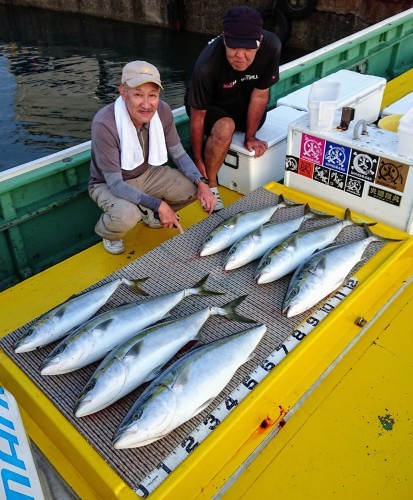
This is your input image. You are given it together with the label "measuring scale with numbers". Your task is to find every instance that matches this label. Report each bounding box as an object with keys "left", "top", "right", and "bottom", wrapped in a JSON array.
[{"left": 284, "top": 111, "right": 413, "bottom": 233}]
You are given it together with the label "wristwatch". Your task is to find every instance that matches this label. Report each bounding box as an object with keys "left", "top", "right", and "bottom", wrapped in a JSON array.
[{"left": 194, "top": 176, "right": 209, "bottom": 187}]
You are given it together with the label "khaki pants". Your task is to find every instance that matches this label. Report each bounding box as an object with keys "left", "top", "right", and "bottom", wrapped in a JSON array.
[{"left": 89, "top": 165, "right": 197, "bottom": 240}]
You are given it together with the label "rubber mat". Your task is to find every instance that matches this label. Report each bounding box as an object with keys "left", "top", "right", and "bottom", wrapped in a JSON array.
[{"left": 0, "top": 187, "right": 384, "bottom": 491}]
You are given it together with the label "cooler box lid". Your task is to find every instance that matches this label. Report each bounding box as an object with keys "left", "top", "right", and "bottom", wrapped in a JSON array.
[
  {"left": 381, "top": 91, "right": 413, "bottom": 116},
  {"left": 277, "top": 70, "right": 386, "bottom": 111},
  {"left": 229, "top": 106, "right": 307, "bottom": 156}
]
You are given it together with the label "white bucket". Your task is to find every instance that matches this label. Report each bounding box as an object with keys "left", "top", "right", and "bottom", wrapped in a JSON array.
[
  {"left": 308, "top": 81, "right": 340, "bottom": 131},
  {"left": 397, "top": 104, "right": 413, "bottom": 159}
]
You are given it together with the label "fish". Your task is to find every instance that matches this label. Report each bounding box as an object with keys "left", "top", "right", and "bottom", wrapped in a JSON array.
[
  {"left": 255, "top": 208, "right": 374, "bottom": 284},
  {"left": 112, "top": 324, "right": 266, "bottom": 449},
  {"left": 74, "top": 296, "right": 255, "bottom": 417},
  {"left": 223, "top": 204, "right": 332, "bottom": 271},
  {"left": 282, "top": 226, "right": 402, "bottom": 318},
  {"left": 199, "top": 194, "right": 297, "bottom": 257},
  {"left": 40, "top": 274, "right": 223, "bottom": 376},
  {"left": 14, "top": 277, "right": 149, "bottom": 353}
]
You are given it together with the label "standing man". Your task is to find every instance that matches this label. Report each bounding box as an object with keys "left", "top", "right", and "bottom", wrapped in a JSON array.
[
  {"left": 89, "top": 60, "right": 215, "bottom": 254},
  {"left": 186, "top": 6, "right": 281, "bottom": 210}
]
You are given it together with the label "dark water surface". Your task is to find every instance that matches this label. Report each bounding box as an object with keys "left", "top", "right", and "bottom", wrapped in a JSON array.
[{"left": 0, "top": 4, "right": 306, "bottom": 171}]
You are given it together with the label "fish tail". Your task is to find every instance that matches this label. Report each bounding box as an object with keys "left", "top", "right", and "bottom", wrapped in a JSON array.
[
  {"left": 344, "top": 208, "right": 377, "bottom": 227},
  {"left": 363, "top": 225, "right": 403, "bottom": 243},
  {"left": 122, "top": 277, "right": 150, "bottom": 296},
  {"left": 304, "top": 204, "right": 334, "bottom": 221},
  {"left": 214, "top": 295, "right": 256, "bottom": 323},
  {"left": 277, "top": 193, "right": 304, "bottom": 210},
  {"left": 191, "top": 274, "right": 226, "bottom": 296}
]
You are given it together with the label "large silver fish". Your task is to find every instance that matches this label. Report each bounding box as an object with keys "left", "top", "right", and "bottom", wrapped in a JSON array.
[
  {"left": 224, "top": 204, "right": 332, "bottom": 271},
  {"left": 14, "top": 277, "right": 148, "bottom": 354},
  {"left": 40, "top": 275, "right": 223, "bottom": 376},
  {"left": 112, "top": 324, "right": 266, "bottom": 449},
  {"left": 74, "top": 296, "right": 255, "bottom": 417},
  {"left": 255, "top": 209, "right": 373, "bottom": 284},
  {"left": 199, "top": 195, "right": 293, "bottom": 257},
  {"left": 282, "top": 227, "right": 401, "bottom": 318}
]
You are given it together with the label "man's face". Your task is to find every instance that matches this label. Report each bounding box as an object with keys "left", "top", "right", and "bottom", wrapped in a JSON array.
[
  {"left": 119, "top": 82, "right": 160, "bottom": 127},
  {"left": 225, "top": 44, "right": 259, "bottom": 72}
]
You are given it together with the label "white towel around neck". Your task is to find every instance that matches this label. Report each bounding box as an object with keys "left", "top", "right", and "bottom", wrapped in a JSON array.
[{"left": 114, "top": 96, "right": 168, "bottom": 171}]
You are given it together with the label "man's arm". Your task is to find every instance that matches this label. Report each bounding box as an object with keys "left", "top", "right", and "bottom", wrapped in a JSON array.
[{"left": 244, "top": 87, "right": 270, "bottom": 158}]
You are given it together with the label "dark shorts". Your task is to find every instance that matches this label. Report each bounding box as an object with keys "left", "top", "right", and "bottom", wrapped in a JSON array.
[{"left": 186, "top": 103, "right": 267, "bottom": 136}]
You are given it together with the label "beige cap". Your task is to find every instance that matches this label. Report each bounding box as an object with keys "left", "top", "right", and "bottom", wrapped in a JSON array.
[{"left": 121, "top": 61, "right": 163, "bottom": 89}]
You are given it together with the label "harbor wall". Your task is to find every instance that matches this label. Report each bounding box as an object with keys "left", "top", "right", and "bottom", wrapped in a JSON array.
[{"left": 0, "top": 0, "right": 411, "bottom": 50}]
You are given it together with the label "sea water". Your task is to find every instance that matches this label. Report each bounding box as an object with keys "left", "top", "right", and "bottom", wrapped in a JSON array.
[{"left": 0, "top": 4, "right": 306, "bottom": 171}]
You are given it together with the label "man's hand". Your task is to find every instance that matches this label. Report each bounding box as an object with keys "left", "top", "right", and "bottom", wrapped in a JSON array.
[
  {"left": 197, "top": 182, "right": 217, "bottom": 214},
  {"left": 157, "top": 201, "right": 184, "bottom": 233},
  {"left": 244, "top": 136, "right": 268, "bottom": 158}
]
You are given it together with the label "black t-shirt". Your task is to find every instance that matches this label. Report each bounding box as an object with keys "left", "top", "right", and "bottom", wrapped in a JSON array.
[{"left": 186, "top": 31, "right": 281, "bottom": 117}]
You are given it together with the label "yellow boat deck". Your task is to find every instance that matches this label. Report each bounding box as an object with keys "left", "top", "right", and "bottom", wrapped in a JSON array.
[{"left": 1, "top": 70, "right": 413, "bottom": 499}]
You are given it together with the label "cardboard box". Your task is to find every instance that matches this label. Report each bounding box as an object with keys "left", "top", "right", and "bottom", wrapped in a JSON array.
[
  {"left": 218, "top": 106, "right": 306, "bottom": 194},
  {"left": 277, "top": 70, "right": 386, "bottom": 124}
]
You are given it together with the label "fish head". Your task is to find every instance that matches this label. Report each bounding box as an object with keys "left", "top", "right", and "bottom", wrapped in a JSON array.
[
  {"left": 14, "top": 318, "right": 55, "bottom": 353},
  {"left": 224, "top": 237, "right": 256, "bottom": 270},
  {"left": 112, "top": 384, "right": 176, "bottom": 449},
  {"left": 255, "top": 246, "right": 292, "bottom": 284},
  {"left": 199, "top": 227, "right": 231, "bottom": 256},
  {"left": 40, "top": 338, "right": 84, "bottom": 375},
  {"left": 74, "top": 360, "right": 127, "bottom": 417},
  {"left": 282, "top": 268, "right": 317, "bottom": 318}
]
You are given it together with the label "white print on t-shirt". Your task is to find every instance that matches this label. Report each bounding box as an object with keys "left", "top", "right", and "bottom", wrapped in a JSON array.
[{"left": 241, "top": 74, "right": 258, "bottom": 81}]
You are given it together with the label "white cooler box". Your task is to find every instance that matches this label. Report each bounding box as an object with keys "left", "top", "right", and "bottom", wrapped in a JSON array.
[
  {"left": 277, "top": 70, "right": 386, "bottom": 123},
  {"left": 284, "top": 112, "right": 413, "bottom": 233},
  {"left": 217, "top": 106, "right": 306, "bottom": 194}
]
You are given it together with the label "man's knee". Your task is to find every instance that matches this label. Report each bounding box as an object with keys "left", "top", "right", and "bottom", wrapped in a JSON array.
[
  {"left": 210, "top": 117, "right": 236, "bottom": 144},
  {"left": 116, "top": 203, "right": 141, "bottom": 229}
]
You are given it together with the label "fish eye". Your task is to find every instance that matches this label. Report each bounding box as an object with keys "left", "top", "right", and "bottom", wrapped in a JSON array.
[
  {"left": 54, "top": 344, "right": 67, "bottom": 355},
  {"left": 205, "top": 235, "right": 214, "bottom": 243},
  {"left": 290, "top": 288, "right": 299, "bottom": 297},
  {"left": 227, "top": 247, "right": 236, "bottom": 256},
  {"left": 132, "top": 409, "right": 143, "bottom": 421},
  {"left": 85, "top": 380, "right": 96, "bottom": 392}
]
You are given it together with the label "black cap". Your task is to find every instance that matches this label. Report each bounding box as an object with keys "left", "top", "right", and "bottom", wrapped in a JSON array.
[{"left": 223, "top": 6, "right": 263, "bottom": 49}]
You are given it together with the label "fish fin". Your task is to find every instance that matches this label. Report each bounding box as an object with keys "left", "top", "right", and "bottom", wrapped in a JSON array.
[
  {"left": 172, "top": 363, "right": 193, "bottom": 389},
  {"left": 143, "top": 363, "right": 165, "bottom": 383},
  {"left": 98, "top": 318, "right": 116, "bottom": 332},
  {"left": 125, "top": 341, "right": 144, "bottom": 359},
  {"left": 178, "top": 339, "right": 204, "bottom": 357},
  {"left": 344, "top": 208, "right": 377, "bottom": 227},
  {"left": 277, "top": 193, "right": 303, "bottom": 210},
  {"left": 53, "top": 307, "right": 66, "bottom": 319},
  {"left": 191, "top": 398, "right": 216, "bottom": 418},
  {"left": 304, "top": 204, "right": 334, "bottom": 221},
  {"left": 216, "top": 295, "right": 256, "bottom": 323},
  {"left": 193, "top": 274, "right": 225, "bottom": 296},
  {"left": 246, "top": 352, "right": 256, "bottom": 362},
  {"left": 123, "top": 277, "right": 150, "bottom": 296},
  {"left": 363, "top": 224, "right": 403, "bottom": 243}
]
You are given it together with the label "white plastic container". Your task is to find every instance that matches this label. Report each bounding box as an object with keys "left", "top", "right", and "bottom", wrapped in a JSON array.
[
  {"left": 397, "top": 105, "right": 413, "bottom": 159},
  {"left": 217, "top": 106, "right": 307, "bottom": 194},
  {"left": 277, "top": 70, "right": 386, "bottom": 123},
  {"left": 308, "top": 81, "right": 340, "bottom": 131},
  {"left": 381, "top": 91, "right": 413, "bottom": 116}
]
